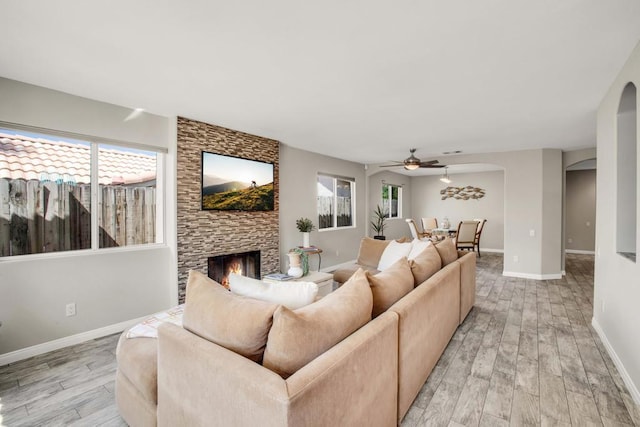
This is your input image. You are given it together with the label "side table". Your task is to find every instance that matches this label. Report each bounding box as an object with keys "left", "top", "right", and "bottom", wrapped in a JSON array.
[
  {"left": 294, "top": 271, "right": 334, "bottom": 297},
  {"left": 297, "top": 246, "right": 323, "bottom": 270}
]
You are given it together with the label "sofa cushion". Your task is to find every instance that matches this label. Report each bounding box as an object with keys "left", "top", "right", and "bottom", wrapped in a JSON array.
[
  {"left": 262, "top": 268, "right": 373, "bottom": 378},
  {"left": 408, "top": 238, "right": 432, "bottom": 260},
  {"left": 228, "top": 273, "right": 318, "bottom": 310},
  {"left": 333, "top": 263, "right": 379, "bottom": 285},
  {"left": 183, "top": 270, "right": 279, "bottom": 363},
  {"left": 366, "top": 257, "right": 414, "bottom": 317},
  {"left": 356, "top": 237, "right": 391, "bottom": 268},
  {"left": 377, "top": 240, "right": 413, "bottom": 271},
  {"left": 116, "top": 331, "right": 158, "bottom": 404},
  {"left": 435, "top": 237, "right": 458, "bottom": 266},
  {"left": 410, "top": 243, "right": 442, "bottom": 285}
]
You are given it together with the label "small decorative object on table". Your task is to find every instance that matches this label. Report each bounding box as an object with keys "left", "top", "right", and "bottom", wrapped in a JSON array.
[
  {"left": 296, "top": 217, "right": 316, "bottom": 248},
  {"left": 287, "top": 248, "right": 309, "bottom": 278},
  {"left": 440, "top": 217, "right": 450, "bottom": 229}
]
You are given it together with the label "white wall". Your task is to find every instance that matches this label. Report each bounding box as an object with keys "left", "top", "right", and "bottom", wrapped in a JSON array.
[
  {"left": 594, "top": 40, "right": 640, "bottom": 403},
  {"left": 0, "top": 78, "right": 176, "bottom": 359},
  {"left": 279, "top": 145, "right": 366, "bottom": 270},
  {"left": 410, "top": 170, "right": 505, "bottom": 251}
]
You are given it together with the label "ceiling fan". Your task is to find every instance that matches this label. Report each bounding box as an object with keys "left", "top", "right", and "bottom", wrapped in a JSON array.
[{"left": 379, "top": 149, "right": 446, "bottom": 170}]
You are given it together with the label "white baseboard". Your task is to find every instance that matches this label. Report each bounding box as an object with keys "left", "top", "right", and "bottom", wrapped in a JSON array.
[
  {"left": 479, "top": 248, "right": 504, "bottom": 254},
  {"left": 0, "top": 316, "right": 147, "bottom": 366},
  {"left": 566, "top": 249, "right": 596, "bottom": 255},
  {"left": 502, "top": 271, "right": 563, "bottom": 280},
  {"left": 321, "top": 259, "right": 357, "bottom": 273},
  {"left": 592, "top": 317, "right": 640, "bottom": 404}
]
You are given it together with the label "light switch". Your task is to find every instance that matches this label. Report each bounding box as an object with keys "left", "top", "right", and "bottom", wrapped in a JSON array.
[
  {"left": 529, "top": 229, "right": 535, "bottom": 237},
  {"left": 586, "top": 221, "right": 590, "bottom": 227}
]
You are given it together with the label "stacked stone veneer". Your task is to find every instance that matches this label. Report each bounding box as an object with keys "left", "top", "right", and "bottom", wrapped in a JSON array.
[{"left": 177, "top": 117, "right": 279, "bottom": 302}]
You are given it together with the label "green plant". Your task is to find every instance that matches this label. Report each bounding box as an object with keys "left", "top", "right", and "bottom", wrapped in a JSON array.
[
  {"left": 370, "top": 205, "right": 387, "bottom": 236},
  {"left": 296, "top": 217, "right": 316, "bottom": 233}
]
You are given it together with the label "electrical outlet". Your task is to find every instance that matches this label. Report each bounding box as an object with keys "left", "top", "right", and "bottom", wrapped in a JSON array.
[
  {"left": 586, "top": 221, "right": 591, "bottom": 227},
  {"left": 66, "top": 303, "right": 76, "bottom": 317},
  {"left": 513, "top": 255, "right": 519, "bottom": 263},
  {"left": 568, "top": 238, "right": 573, "bottom": 244},
  {"left": 529, "top": 229, "right": 535, "bottom": 237}
]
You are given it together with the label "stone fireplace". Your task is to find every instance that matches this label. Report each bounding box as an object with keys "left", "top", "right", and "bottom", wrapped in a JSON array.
[
  {"left": 208, "top": 250, "right": 261, "bottom": 289},
  {"left": 176, "top": 117, "right": 279, "bottom": 302}
]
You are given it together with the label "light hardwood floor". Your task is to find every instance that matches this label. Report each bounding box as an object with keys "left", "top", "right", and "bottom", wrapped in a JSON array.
[{"left": 1, "top": 254, "right": 638, "bottom": 426}]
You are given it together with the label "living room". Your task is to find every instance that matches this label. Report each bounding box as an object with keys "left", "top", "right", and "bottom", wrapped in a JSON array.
[{"left": 1, "top": 2, "right": 640, "bottom": 426}]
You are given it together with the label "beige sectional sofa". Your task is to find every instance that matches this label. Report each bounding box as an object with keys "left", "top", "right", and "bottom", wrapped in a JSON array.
[{"left": 115, "top": 237, "right": 476, "bottom": 426}]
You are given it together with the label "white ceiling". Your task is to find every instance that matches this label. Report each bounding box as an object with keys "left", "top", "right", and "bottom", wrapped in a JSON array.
[{"left": 2, "top": 1, "right": 640, "bottom": 168}]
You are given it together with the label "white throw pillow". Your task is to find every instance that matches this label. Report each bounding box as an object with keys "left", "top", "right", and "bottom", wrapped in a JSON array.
[
  {"left": 229, "top": 273, "right": 318, "bottom": 310},
  {"left": 408, "top": 238, "right": 432, "bottom": 260},
  {"left": 377, "top": 240, "right": 413, "bottom": 271}
]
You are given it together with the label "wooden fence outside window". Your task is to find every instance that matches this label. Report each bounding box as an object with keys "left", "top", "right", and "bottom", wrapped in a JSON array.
[{"left": 0, "top": 178, "right": 156, "bottom": 256}]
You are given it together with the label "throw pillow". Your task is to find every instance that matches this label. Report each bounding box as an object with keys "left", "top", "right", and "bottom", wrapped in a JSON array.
[
  {"left": 262, "top": 268, "right": 373, "bottom": 378},
  {"left": 408, "top": 238, "right": 432, "bottom": 260},
  {"left": 356, "top": 237, "right": 391, "bottom": 268},
  {"left": 377, "top": 240, "right": 412, "bottom": 271},
  {"left": 435, "top": 237, "right": 458, "bottom": 266},
  {"left": 366, "top": 257, "right": 414, "bottom": 317},
  {"left": 182, "top": 270, "right": 278, "bottom": 363},
  {"left": 410, "top": 244, "right": 442, "bottom": 285},
  {"left": 229, "top": 273, "right": 318, "bottom": 310}
]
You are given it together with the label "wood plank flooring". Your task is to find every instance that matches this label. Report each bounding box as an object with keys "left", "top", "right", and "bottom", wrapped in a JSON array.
[{"left": 0, "top": 253, "right": 638, "bottom": 426}]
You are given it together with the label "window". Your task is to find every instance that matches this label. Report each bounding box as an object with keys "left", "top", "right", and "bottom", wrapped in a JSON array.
[
  {"left": 0, "top": 127, "right": 162, "bottom": 257},
  {"left": 382, "top": 183, "right": 402, "bottom": 218},
  {"left": 317, "top": 174, "right": 355, "bottom": 230}
]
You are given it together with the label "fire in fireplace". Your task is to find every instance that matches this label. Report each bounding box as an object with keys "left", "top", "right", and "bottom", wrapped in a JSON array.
[{"left": 208, "top": 250, "right": 261, "bottom": 289}]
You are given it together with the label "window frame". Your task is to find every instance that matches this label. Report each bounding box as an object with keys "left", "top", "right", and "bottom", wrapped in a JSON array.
[
  {"left": 0, "top": 124, "right": 166, "bottom": 259},
  {"left": 382, "top": 183, "right": 402, "bottom": 219},
  {"left": 317, "top": 173, "right": 356, "bottom": 231}
]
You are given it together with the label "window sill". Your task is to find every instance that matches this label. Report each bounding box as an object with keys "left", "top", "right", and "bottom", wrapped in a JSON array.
[{"left": 0, "top": 243, "right": 168, "bottom": 263}]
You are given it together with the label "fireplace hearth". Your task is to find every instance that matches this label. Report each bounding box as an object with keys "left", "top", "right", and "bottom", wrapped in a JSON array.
[{"left": 208, "top": 250, "right": 261, "bottom": 289}]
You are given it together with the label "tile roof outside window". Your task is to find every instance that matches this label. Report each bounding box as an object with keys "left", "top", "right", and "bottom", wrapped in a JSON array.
[{"left": 0, "top": 132, "right": 157, "bottom": 185}]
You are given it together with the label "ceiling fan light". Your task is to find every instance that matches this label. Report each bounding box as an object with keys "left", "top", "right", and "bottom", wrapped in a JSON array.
[
  {"left": 440, "top": 167, "right": 451, "bottom": 183},
  {"left": 404, "top": 163, "right": 419, "bottom": 170}
]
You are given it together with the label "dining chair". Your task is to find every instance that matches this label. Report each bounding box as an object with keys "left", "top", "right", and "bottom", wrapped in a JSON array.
[
  {"left": 421, "top": 217, "right": 438, "bottom": 236},
  {"left": 405, "top": 219, "right": 428, "bottom": 240},
  {"left": 473, "top": 219, "right": 487, "bottom": 257},
  {"left": 455, "top": 220, "right": 480, "bottom": 253}
]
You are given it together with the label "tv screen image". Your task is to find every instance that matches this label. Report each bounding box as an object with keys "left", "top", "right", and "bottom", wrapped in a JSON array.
[{"left": 201, "top": 152, "right": 274, "bottom": 211}]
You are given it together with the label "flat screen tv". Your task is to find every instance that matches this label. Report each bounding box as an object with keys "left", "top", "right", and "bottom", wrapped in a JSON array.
[{"left": 201, "top": 151, "right": 274, "bottom": 211}]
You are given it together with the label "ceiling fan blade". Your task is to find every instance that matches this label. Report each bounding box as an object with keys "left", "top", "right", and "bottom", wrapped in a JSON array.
[
  {"left": 419, "top": 160, "right": 439, "bottom": 166},
  {"left": 418, "top": 164, "right": 446, "bottom": 168},
  {"left": 379, "top": 163, "right": 403, "bottom": 167}
]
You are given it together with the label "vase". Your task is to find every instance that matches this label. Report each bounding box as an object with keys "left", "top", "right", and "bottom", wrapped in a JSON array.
[
  {"left": 287, "top": 252, "right": 304, "bottom": 278},
  {"left": 302, "top": 232, "right": 310, "bottom": 248}
]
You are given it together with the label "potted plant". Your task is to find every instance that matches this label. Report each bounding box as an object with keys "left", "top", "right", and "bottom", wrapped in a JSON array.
[
  {"left": 296, "top": 217, "right": 316, "bottom": 247},
  {"left": 370, "top": 205, "right": 387, "bottom": 240}
]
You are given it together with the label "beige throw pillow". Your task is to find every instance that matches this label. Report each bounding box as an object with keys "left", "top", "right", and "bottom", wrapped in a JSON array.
[
  {"left": 356, "top": 237, "right": 390, "bottom": 268},
  {"left": 435, "top": 237, "right": 458, "bottom": 266},
  {"left": 366, "top": 257, "right": 414, "bottom": 317},
  {"left": 410, "top": 244, "right": 442, "bottom": 285},
  {"left": 183, "top": 270, "right": 279, "bottom": 363},
  {"left": 262, "top": 268, "right": 373, "bottom": 378}
]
